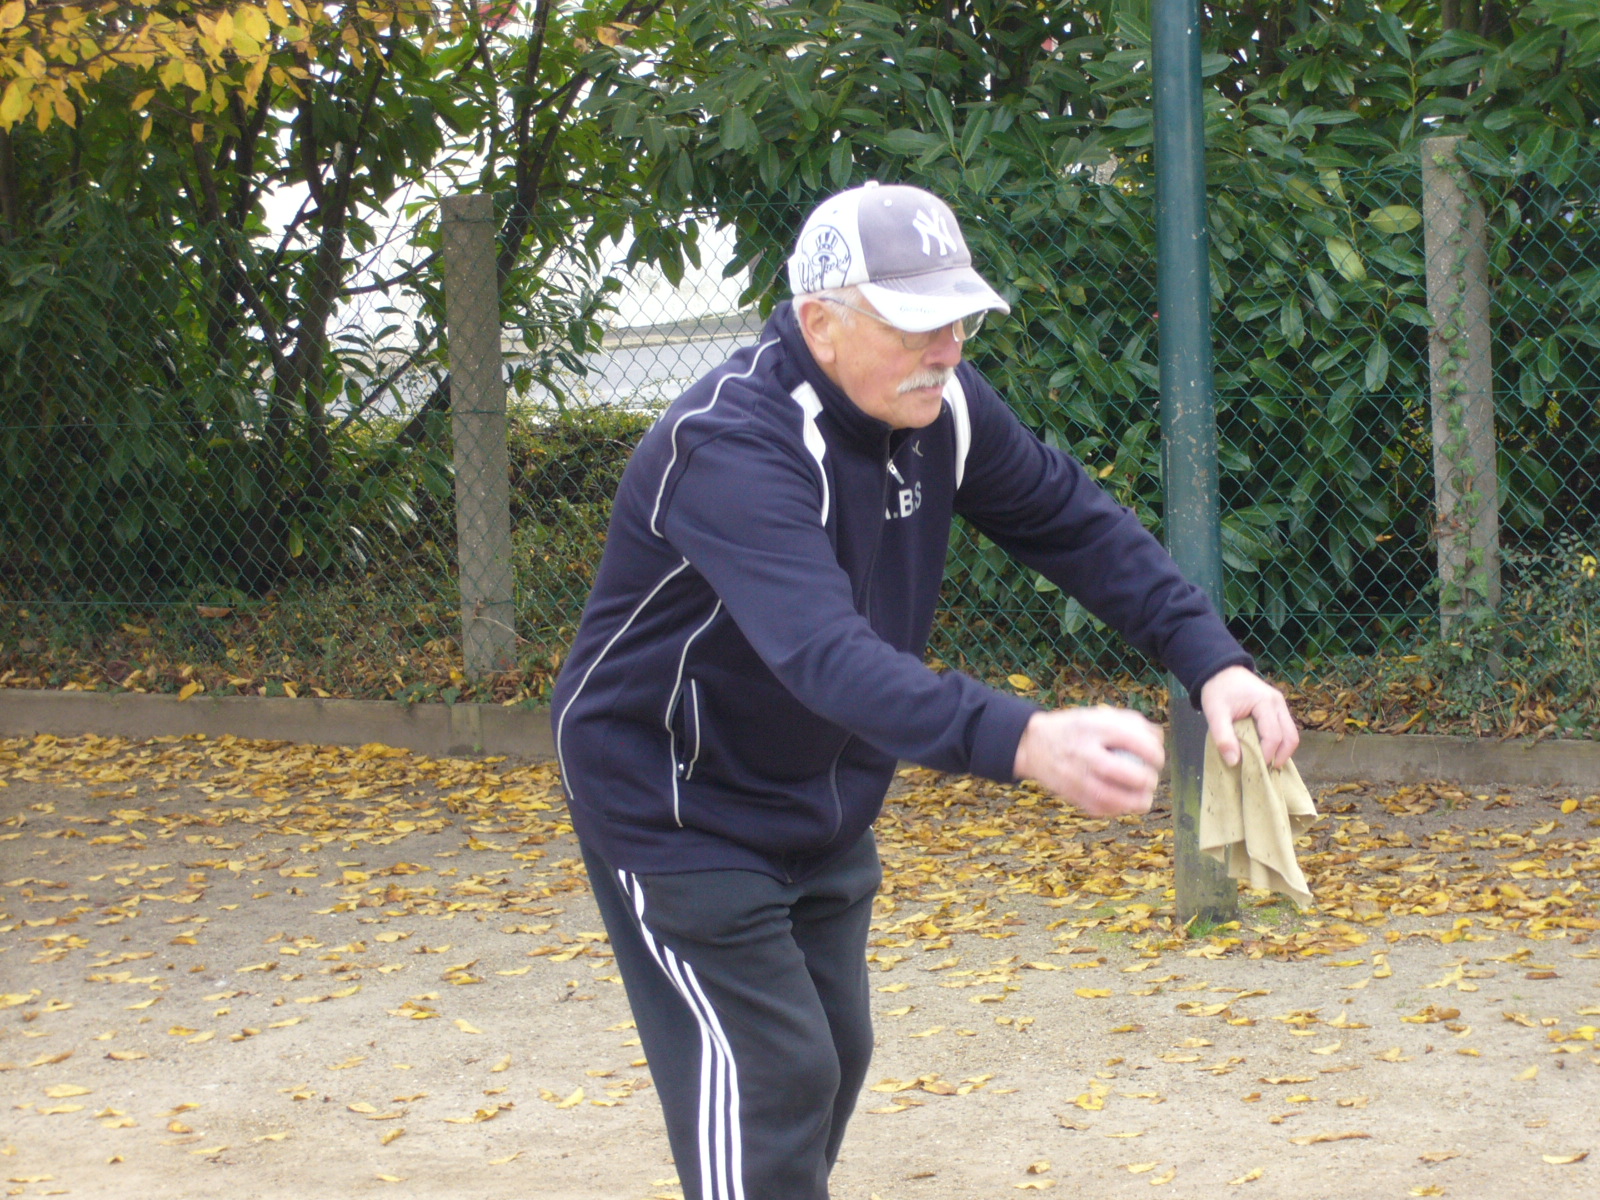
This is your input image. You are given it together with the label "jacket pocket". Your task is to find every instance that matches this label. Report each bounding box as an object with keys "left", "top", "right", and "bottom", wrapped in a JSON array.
[{"left": 680, "top": 679, "right": 703, "bottom": 780}]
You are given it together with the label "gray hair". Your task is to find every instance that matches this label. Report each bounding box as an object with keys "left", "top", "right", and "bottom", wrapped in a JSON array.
[{"left": 796, "top": 284, "right": 865, "bottom": 326}]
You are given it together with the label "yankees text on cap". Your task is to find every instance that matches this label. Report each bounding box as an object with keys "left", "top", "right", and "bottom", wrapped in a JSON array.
[{"left": 787, "top": 182, "right": 1011, "bottom": 333}]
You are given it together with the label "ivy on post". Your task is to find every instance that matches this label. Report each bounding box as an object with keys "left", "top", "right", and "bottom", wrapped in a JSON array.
[
  {"left": 442, "top": 194, "right": 516, "bottom": 681},
  {"left": 1421, "top": 136, "right": 1502, "bottom": 631}
]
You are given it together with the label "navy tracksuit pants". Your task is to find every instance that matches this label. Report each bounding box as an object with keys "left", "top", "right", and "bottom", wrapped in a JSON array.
[{"left": 582, "top": 833, "right": 882, "bottom": 1200}]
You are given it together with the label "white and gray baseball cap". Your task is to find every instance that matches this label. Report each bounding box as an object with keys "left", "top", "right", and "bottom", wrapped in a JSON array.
[{"left": 786, "top": 182, "right": 1011, "bottom": 333}]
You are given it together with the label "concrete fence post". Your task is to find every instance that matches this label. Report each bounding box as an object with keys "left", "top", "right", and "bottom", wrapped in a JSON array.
[
  {"left": 441, "top": 194, "right": 516, "bottom": 679},
  {"left": 1422, "top": 136, "right": 1501, "bottom": 628}
]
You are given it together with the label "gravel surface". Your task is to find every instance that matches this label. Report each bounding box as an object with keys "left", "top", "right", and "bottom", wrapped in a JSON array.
[{"left": 1, "top": 734, "right": 1597, "bottom": 1199}]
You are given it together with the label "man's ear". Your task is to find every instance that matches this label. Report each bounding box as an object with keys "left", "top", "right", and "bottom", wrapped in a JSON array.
[{"left": 796, "top": 298, "right": 838, "bottom": 366}]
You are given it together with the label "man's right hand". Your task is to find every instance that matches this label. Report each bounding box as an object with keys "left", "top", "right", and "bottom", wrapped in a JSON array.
[{"left": 1012, "top": 706, "right": 1164, "bottom": 816}]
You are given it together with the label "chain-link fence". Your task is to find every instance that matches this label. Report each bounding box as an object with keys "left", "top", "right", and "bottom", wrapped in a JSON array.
[{"left": 3, "top": 143, "right": 1597, "bottom": 738}]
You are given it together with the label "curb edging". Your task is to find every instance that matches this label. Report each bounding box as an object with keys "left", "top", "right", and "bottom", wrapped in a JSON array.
[{"left": 1, "top": 688, "right": 1597, "bottom": 789}]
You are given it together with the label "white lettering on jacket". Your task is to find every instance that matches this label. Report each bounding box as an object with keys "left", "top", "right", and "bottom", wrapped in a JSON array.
[{"left": 885, "top": 480, "right": 922, "bottom": 521}]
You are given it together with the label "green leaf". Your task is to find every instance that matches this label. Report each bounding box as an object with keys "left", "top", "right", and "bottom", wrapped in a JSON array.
[
  {"left": 1280, "top": 295, "right": 1305, "bottom": 348},
  {"left": 1364, "top": 339, "right": 1390, "bottom": 392},
  {"left": 828, "top": 137, "right": 853, "bottom": 187},
  {"left": 1284, "top": 175, "right": 1328, "bottom": 208},
  {"left": 1325, "top": 237, "right": 1367, "bottom": 282},
  {"left": 1305, "top": 269, "right": 1340, "bottom": 320},
  {"left": 1366, "top": 205, "right": 1421, "bottom": 235},
  {"left": 877, "top": 127, "right": 940, "bottom": 157},
  {"left": 926, "top": 87, "right": 955, "bottom": 144}
]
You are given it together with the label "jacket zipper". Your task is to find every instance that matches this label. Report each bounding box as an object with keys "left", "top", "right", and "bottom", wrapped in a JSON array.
[
  {"left": 861, "top": 431, "right": 895, "bottom": 624},
  {"left": 821, "top": 432, "right": 898, "bottom": 846}
]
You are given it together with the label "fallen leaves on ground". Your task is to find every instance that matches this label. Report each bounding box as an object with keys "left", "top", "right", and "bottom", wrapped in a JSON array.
[{"left": 4, "top": 734, "right": 1600, "bottom": 1189}]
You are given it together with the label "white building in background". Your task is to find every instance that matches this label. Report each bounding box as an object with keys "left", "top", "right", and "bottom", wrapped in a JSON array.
[{"left": 526, "top": 222, "right": 760, "bottom": 411}]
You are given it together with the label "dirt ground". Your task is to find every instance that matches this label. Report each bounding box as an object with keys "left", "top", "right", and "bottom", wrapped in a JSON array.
[{"left": 1, "top": 732, "right": 1597, "bottom": 1200}]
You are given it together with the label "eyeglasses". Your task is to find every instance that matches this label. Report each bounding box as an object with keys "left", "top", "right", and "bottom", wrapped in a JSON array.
[{"left": 820, "top": 297, "right": 984, "bottom": 350}]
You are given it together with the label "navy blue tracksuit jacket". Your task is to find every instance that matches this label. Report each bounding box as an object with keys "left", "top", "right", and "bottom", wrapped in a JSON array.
[{"left": 553, "top": 302, "right": 1252, "bottom": 882}]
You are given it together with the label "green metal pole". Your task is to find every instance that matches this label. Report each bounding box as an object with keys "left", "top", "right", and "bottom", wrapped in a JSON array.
[{"left": 1152, "top": 0, "right": 1236, "bottom": 926}]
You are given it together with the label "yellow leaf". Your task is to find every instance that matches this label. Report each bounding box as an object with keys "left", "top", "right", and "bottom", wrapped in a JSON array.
[
  {"left": 1515, "top": 1066, "right": 1538, "bottom": 1081},
  {"left": 183, "top": 62, "right": 206, "bottom": 94},
  {"left": 1309, "top": 1042, "right": 1341, "bottom": 1055},
  {"left": 555, "top": 1087, "right": 584, "bottom": 1109},
  {"left": 488, "top": 1151, "right": 522, "bottom": 1165},
  {"left": 44, "top": 1084, "right": 91, "bottom": 1098},
  {"left": 348, "top": 1102, "right": 378, "bottom": 1114},
  {"left": 0, "top": 83, "right": 29, "bottom": 129},
  {"left": 178, "top": 681, "right": 202, "bottom": 701},
  {"left": 1007, "top": 674, "right": 1036, "bottom": 692},
  {"left": 375, "top": 1174, "right": 406, "bottom": 1183},
  {"left": 1228, "top": 1167, "right": 1264, "bottom": 1185},
  {"left": 39, "top": 1104, "right": 85, "bottom": 1115},
  {"left": 107, "top": 1050, "right": 148, "bottom": 1062},
  {"left": 1150, "top": 1168, "right": 1176, "bottom": 1186},
  {"left": 1560, "top": 799, "right": 1579, "bottom": 815},
  {"left": 1125, "top": 1163, "right": 1158, "bottom": 1174},
  {"left": 239, "top": 5, "right": 272, "bottom": 42},
  {"left": 1410, "top": 1187, "right": 1446, "bottom": 1197},
  {"left": 454, "top": 1019, "right": 482, "bottom": 1034},
  {"left": 490, "top": 1056, "right": 510, "bottom": 1073},
  {"left": 0, "top": 1, "right": 25, "bottom": 32},
  {"left": 380, "top": 1127, "right": 404, "bottom": 1145},
  {"left": 1075, "top": 988, "right": 1112, "bottom": 999},
  {"left": 1288, "top": 1131, "right": 1371, "bottom": 1145},
  {"left": 1026, "top": 1160, "right": 1051, "bottom": 1174},
  {"left": 1541, "top": 1152, "right": 1587, "bottom": 1165}
]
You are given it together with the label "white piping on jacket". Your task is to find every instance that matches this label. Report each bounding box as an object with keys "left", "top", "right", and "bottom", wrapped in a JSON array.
[
  {"left": 554, "top": 559, "right": 692, "bottom": 803},
  {"left": 650, "top": 340, "right": 782, "bottom": 537},
  {"left": 789, "top": 381, "right": 831, "bottom": 525},
  {"left": 944, "top": 373, "right": 972, "bottom": 491}
]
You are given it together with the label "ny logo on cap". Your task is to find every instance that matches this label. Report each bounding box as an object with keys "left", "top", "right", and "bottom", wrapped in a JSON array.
[{"left": 912, "top": 208, "right": 959, "bottom": 257}]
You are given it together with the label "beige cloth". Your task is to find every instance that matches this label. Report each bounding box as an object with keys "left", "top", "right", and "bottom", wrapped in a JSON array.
[{"left": 1200, "top": 719, "right": 1319, "bottom": 908}]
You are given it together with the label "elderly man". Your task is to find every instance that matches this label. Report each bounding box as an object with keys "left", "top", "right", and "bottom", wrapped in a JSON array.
[{"left": 552, "top": 182, "right": 1296, "bottom": 1200}]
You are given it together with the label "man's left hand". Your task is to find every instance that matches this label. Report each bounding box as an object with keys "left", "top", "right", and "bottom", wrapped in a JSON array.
[{"left": 1199, "top": 665, "right": 1299, "bottom": 769}]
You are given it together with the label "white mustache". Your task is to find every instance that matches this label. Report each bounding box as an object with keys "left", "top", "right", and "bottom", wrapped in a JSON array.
[{"left": 898, "top": 367, "right": 954, "bottom": 394}]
